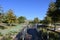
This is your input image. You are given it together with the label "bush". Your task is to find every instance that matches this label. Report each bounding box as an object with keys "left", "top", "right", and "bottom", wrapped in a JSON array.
[
  {"left": 1, "top": 36, "right": 12, "bottom": 40},
  {"left": 0, "top": 25, "right": 6, "bottom": 29},
  {"left": 38, "top": 28, "right": 60, "bottom": 40},
  {"left": 0, "top": 33, "right": 3, "bottom": 36}
]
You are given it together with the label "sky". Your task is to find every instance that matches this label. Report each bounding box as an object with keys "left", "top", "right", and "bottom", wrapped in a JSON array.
[{"left": 0, "top": 0, "right": 52, "bottom": 20}]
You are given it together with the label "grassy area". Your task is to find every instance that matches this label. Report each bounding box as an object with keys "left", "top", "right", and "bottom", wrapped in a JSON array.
[
  {"left": 0, "top": 24, "right": 24, "bottom": 35},
  {"left": 0, "top": 24, "right": 25, "bottom": 40}
]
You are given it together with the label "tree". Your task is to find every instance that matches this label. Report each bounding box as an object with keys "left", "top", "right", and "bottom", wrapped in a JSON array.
[
  {"left": 33, "top": 17, "right": 40, "bottom": 23},
  {"left": 55, "top": 0, "right": 60, "bottom": 22},
  {"left": 56, "top": 0, "right": 60, "bottom": 8},
  {"left": 18, "top": 16, "right": 26, "bottom": 23},
  {"left": 29, "top": 20, "right": 34, "bottom": 24},
  {"left": 43, "top": 16, "right": 52, "bottom": 25},
  {"left": 0, "top": 6, "right": 4, "bottom": 23},
  {"left": 46, "top": 1, "right": 60, "bottom": 30},
  {"left": 46, "top": 2, "right": 57, "bottom": 30},
  {"left": 47, "top": 2, "right": 57, "bottom": 18},
  {"left": 6, "top": 9, "right": 16, "bottom": 26}
]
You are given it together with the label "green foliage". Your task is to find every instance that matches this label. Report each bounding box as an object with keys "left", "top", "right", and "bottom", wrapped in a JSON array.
[
  {"left": 33, "top": 17, "right": 40, "bottom": 23},
  {"left": 38, "top": 28, "right": 60, "bottom": 40},
  {"left": 0, "top": 7, "right": 17, "bottom": 26},
  {"left": 6, "top": 9, "right": 16, "bottom": 26},
  {"left": 0, "top": 26, "right": 5, "bottom": 29},
  {"left": 56, "top": 0, "right": 60, "bottom": 8},
  {"left": 29, "top": 21, "right": 34, "bottom": 24},
  {"left": 18, "top": 16, "right": 26, "bottom": 23},
  {"left": 55, "top": 0, "right": 60, "bottom": 21},
  {"left": 47, "top": 2, "right": 57, "bottom": 22},
  {"left": 0, "top": 6, "right": 4, "bottom": 23},
  {"left": 0, "top": 33, "right": 3, "bottom": 36},
  {"left": 47, "top": 1, "right": 60, "bottom": 22},
  {"left": 46, "top": 1, "right": 60, "bottom": 30},
  {"left": 43, "top": 16, "right": 52, "bottom": 24},
  {"left": 2, "top": 36, "right": 12, "bottom": 40},
  {"left": 49, "top": 32, "right": 60, "bottom": 40}
]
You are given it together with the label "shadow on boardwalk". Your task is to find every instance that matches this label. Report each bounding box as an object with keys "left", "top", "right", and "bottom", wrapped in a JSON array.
[{"left": 14, "top": 27, "right": 43, "bottom": 40}]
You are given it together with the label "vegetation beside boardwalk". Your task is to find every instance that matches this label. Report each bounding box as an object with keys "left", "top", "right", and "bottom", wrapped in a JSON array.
[{"left": 38, "top": 27, "right": 60, "bottom": 40}]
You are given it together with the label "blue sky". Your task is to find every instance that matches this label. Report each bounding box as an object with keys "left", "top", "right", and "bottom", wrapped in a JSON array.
[{"left": 0, "top": 0, "right": 52, "bottom": 20}]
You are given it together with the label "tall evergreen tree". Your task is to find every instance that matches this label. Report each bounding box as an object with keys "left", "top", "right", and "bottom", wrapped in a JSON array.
[
  {"left": 46, "top": 0, "right": 60, "bottom": 30},
  {"left": 56, "top": 0, "right": 60, "bottom": 8},
  {"left": 55, "top": 0, "right": 60, "bottom": 22},
  {"left": 46, "top": 1, "right": 57, "bottom": 30}
]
